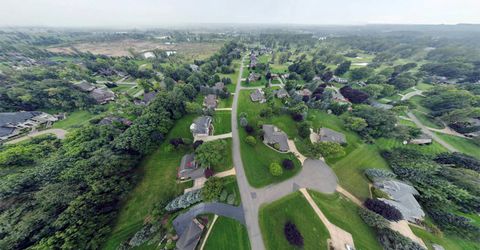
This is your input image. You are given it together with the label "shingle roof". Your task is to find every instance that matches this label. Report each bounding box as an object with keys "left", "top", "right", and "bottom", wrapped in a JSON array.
[
  {"left": 176, "top": 219, "right": 204, "bottom": 250},
  {"left": 262, "top": 125, "right": 290, "bottom": 152},
  {"left": 74, "top": 80, "right": 96, "bottom": 92},
  {"left": 318, "top": 128, "right": 346, "bottom": 144},
  {"left": 204, "top": 94, "right": 217, "bottom": 109},
  {"left": 90, "top": 88, "right": 115, "bottom": 104},
  {"left": 190, "top": 116, "right": 212, "bottom": 136},
  {"left": 250, "top": 89, "right": 265, "bottom": 102}
]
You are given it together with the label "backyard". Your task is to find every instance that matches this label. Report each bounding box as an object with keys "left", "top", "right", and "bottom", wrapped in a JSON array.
[{"left": 203, "top": 217, "right": 250, "bottom": 250}]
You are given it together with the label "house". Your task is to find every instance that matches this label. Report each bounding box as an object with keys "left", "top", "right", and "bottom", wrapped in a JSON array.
[
  {"left": 374, "top": 179, "right": 425, "bottom": 222},
  {"left": 143, "top": 51, "right": 155, "bottom": 59},
  {"left": 262, "top": 125, "right": 290, "bottom": 152},
  {"left": 295, "top": 89, "right": 312, "bottom": 97},
  {"left": 134, "top": 91, "right": 158, "bottom": 105},
  {"left": 0, "top": 111, "right": 57, "bottom": 141},
  {"left": 250, "top": 89, "right": 266, "bottom": 103},
  {"left": 330, "top": 76, "right": 348, "bottom": 84},
  {"left": 370, "top": 101, "right": 393, "bottom": 110},
  {"left": 275, "top": 88, "right": 289, "bottom": 99},
  {"left": 248, "top": 72, "right": 260, "bottom": 82},
  {"left": 311, "top": 128, "right": 347, "bottom": 144},
  {"left": 408, "top": 133, "right": 432, "bottom": 145},
  {"left": 178, "top": 154, "right": 205, "bottom": 180},
  {"left": 176, "top": 218, "right": 205, "bottom": 250},
  {"left": 90, "top": 88, "right": 115, "bottom": 104},
  {"left": 249, "top": 53, "right": 257, "bottom": 68},
  {"left": 190, "top": 116, "right": 213, "bottom": 139},
  {"left": 213, "top": 82, "right": 225, "bottom": 91},
  {"left": 189, "top": 64, "right": 199, "bottom": 72},
  {"left": 74, "top": 80, "right": 96, "bottom": 92},
  {"left": 203, "top": 94, "right": 218, "bottom": 109}
]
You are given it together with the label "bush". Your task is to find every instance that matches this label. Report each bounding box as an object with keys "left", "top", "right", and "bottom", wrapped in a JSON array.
[
  {"left": 282, "top": 159, "right": 295, "bottom": 170},
  {"left": 364, "top": 169, "right": 397, "bottom": 182},
  {"left": 269, "top": 162, "right": 283, "bottom": 176},
  {"left": 245, "top": 136, "right": 257, "bottom": 146},
  {"left": 284, "top": 221, "right": 304, "bottom": 247},
  {"left": 434, "top": 152, "right": 480, "bottom": 172},
  {"left": 240, "top": 117, "right": 248, "bottom": 127},
  {"left": 220, "top": 189, "right": 228, "bottom": 202},
  {"left": 377, "top": 228, "right": 425, "bottom": 250},
  {"left": 364, "top": 198, "right": 403, "bottom": 221},
  {"left": 193, "top": 140, "right": 204, "bottom": 150},
  {"left": 291, "top": 113, "right": 304, "bottom": 121},
  {"left": 273, "top": 143, "right": 281, "bottom": 150},
  {"left": 204, "top": 168, "right": 214, "bottom": 178},
  {"left": 227, "top": 194, "right": 236, "bottom": 205},
  {"left": 245, "top": 125, "right": 255, "bottom": 135},
  {"left": 165, "top": 190, "right": 203, "bottom": 211},
  {"left": 297, "top": 122, "right": 310, "bottom": 138},
  {"left": 358, "top": 208, "right": 390, "bottom": 229},
  {"left": 202, "top": 177, "right": 224, "bottom": 201}
]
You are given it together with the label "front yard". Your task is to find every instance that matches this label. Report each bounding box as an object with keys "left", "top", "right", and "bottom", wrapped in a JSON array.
[{"left": 203, "top": 217, "right": 250, "bottom": 250}]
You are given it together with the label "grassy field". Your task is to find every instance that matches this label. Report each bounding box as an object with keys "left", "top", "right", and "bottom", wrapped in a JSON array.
[
  {"left": 375, "top": 138, "right": 447, "bottom": 155},
  {"left": 217, "top": 96, "right": 233, "bottom": 108},
  {"left": 309, "top": 191, "right": 382, "bottom": 250},
  {"left": 410, "top": 226, "right": 479, "bottom": 250},
  {"left": 434, "top": 133, "right": 480, "bottom": 159},
  {"left": 52, "top": 110, "right": 96, "bottom": 130},
  {"left": 102, "top": 115, "right": 197, "bottom": 249},
  {"left": 259, "top": 192, "right": 330, "bottom": 250},
  {"left": 213, "top": 111, "right": 232, "bottom": 135},
  {"left": 203, "top": 217, "right": 250, "bottom": 250}
]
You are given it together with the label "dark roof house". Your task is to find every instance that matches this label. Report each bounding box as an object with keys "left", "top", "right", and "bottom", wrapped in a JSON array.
[
  {"left": 0, "top": 111, "right": 57, "bottom": 140},
  {"left": 176, "top": 218, "right": 205, "bottom": 250},
  {"left": 90, "top": 88, "right": 115, "bottom": 104},
  {"left": 262, "top": 125, "right": 290, "bottom": 152},
  {"left": 178, "top": 154, "right": 204, "bottom": 180},
  {"left": 250, "top": 89, "right": 266, "bottom": 103},
  {"left": 203, "top": 94, "right": 218, "bottom": 109},
  {"left": 134, "top": 91, "right": 157, "bottom": 105},
  {"left": 74, "top": 80, "right": 96, "bottom": 92}
]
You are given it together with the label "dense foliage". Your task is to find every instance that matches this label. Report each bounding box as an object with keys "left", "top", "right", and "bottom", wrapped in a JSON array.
[
  {"left": 284, "top": 221, "right": 304, "bottom": 247},
  {"left": 364, "top": 198, "right": 403, "bottom": 221}
]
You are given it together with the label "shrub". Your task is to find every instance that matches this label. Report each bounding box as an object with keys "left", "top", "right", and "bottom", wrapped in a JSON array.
[
  {"left": 273, "top": 143, "right": 280, "bottom": 150},
  {"left": 282, "top": 159, "right": 295, "bottom": 170},
  {"left": 269, "top": 162, "right": 283, "bottom": 176},
  {"left": 220, "top": 189, "right": 228, "bottom": 202},
  {"left": 297, "top": 122, "right": 310, "bottom": 138},
  {"left": 377, "top": 228, "right": 425, "bottom": 250},
  {"left": 364, "top": 169, "right": 397, "bottom": 182},
  {"left": 169, "top": 138, "right": 184, "bottom": 148},
  {"left": 358, "top": 208, "right": 390, "bottom": 229},
  {"left": 165, "top": 189, "right": 202, "bottom": 211},
  {"left": 434, "top": 152, "right": 480, "bottom": 172},
  {"left": 245, "top": 136, "right": 257, "bottom": 146},
  {"left": 193, "top": 140, "right": 204, "bottom": 150},
  {"left": 245, "top": 125, "right": 255, "bottom": 134},
  {"left": 240, "top": 117, "right": 248, "bottom": 127},
  {"left": 364, "top": 198, "right": 403, "bottom": 221},
  {"left": 291, "top": 113, "right": 304, "bottom": 121},
  {"left": 284, "top": 221, "right": 304, "bottom": 247},
  {"left": 204, "top": 168, "right": 214, "bottom": 178},
  {"left": 371, "top": 187, "right": 391, "bottom": 199},
  {"left": 227, "top": 194, "right": 236, "bottom": 205},
  {"left": 202, "top": 177, "right": 224, "bottom": 201}
]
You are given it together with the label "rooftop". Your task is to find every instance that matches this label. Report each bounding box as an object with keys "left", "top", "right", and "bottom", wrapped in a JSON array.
[{"left": 262, "top": 124, "right": 289, "bottom": 152}]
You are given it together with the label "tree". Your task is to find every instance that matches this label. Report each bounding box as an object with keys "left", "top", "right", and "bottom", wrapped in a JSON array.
[
  {"left": 344, "top": 116, "right": 368, "bottom": 132},
  {"left": 334, "top": 61, "right": 351, "bottom": 75},
  {"left": 363, "top": 84, "right": 384, "bottom": 98},
  {"left": 340, "top": 86, "right": 369, "bottom": 104},
  {"left": 310, "top": 142, "right": 345, "bottom": 158},
  {"left": 350, "top": 67, "right": 374, "bottom": 80},
  {"left": 284, "top": 222, "right": 304, "bottom": 247},
  {"left": 185, "top": 102, "right": 202, "bottom": 114},
  {"left": 202, "top": 177, "right": 224, "bottom": 201},
  {"left": 195, "top": 140, "right": 227, "bottom": 168},
  {"left": 358, "top": 208, "right": 390, "bottom": 229},
  {"left": 282, "top": 159, "right": 295, "bottom": 170},
  {"left": 240, "top": 117, "right": 248, "bottom": 127},
  {"left": 245, "top": 136, "right": 257, "bottom": 146},
  {"left": 297, "top": 122, "right": 310, "bottom": 138},
  {"left": 364, "top": 198, "right": 403, "bottom": 221},
  {"left": 269, "top": 162, "right": 283, "bottom": 176}
]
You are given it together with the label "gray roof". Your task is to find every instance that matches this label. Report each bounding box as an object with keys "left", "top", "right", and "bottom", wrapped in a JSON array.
[
  {"left": 250, "top": 89, "right": 265, "bottom": 102},
  {"left": 178, "top": 154, "right": 204, "bottom": 179},
  {"left": 318, "top": 128, "right": 346, "bottom": 144},
  {"left": 213, "top": 82, "right": 225, "bottom": 90},
  {"left": 190, "top": 116, "right": 212, "bottom": 136},
  {"left": 176, "top": 219, "right": 204, "bottom": 250},
  {"left": 204, "top": 94, "right": 217, "bottom": 109},
  {"left": 375, "top": 179, "right": 425, "bottom": 222},
  {"left": 89, "top": 88, "right": 115, "bottom": 104},
  {"left": 262, "top": 125, "right": 289, "bottom": 152},
  {"left": 275, "top": 88, "right": 289, "bottom": 98},
  {"left": 371, "top": 101, "right": 393, "bottom": 110},
  {"left": 0, "top": 111, "right": 41, "bottom": 137},
  {"left": 74, "top": 80, "right": 96, "bottom": 92}
]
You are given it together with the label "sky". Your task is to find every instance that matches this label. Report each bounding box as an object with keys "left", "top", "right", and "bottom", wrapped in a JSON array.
[{"left": 0, "top": 0, "right": 479, "bottom": 27}]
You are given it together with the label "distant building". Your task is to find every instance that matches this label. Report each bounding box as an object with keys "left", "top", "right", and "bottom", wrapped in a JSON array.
[
  {"left": 295, "top": 89, "right": 312, "bottom": 97},
  {"left": 190, "top": 64, "right": 200, "bottom": 72},
  {"left": 374, "top": 179, "right": 425, "bottom": 222},
  {"left": 74, "top": 80, "right": 96, "bottom": 92},
  {"left": 203, "top": 94, "right": 218, "bottom": 109},
  {"left": 190, "top": 116, "right": 213, "bottom": 139},
  {"left": 90, "top": 88, "right": 115, "bottom": 104},
  {"left": 134, "top": 91, "right": 158, "bottom": 106},
  {"left": 143, "top": 51, "right": 155, "bottom": 59},
  {"left": 248, "top": 72, "right": 260, "bottom": 82},
  {"left": 213, "top": 82, "right": 225, "bottom": 91},
  {"left": 330, "top": 76, "right": 348, "bottom": 84},
  {"left": 370, "top": 101, "right": 393, "bottom": 110},
  {"left": 311, "top": 128, "right": 347, "bottom": 144},
  {"left": 408, "top": 133, "right": 432, "bottom": 145},
  {"left": 262, "top": 125, "right": 290, "bottom": 152},
  {"left": 250, "top": 89, "right": 266, "bottom": 103},
  {"left": 176, "top": 218, "right": 205, "bottom": 250},
  {"left": 275, "top": 88, "right": 289, "bottom": 99},
  {"left": 0, "top": 111, "right": 57, "bottom": 141},
  {"left": 178, "top": 154, "right": 204, "bottom": 180}
]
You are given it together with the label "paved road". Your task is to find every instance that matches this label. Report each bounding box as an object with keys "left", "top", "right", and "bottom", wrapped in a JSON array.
[
  {"left": 400, "top": 87, "right": 424, "bottom": 101},
  {"left": 5, "top": 128, "right": 67, "bottom": 144},
  {"left": 173, "top": 202, "right": 245, "bottom": 235},
  {"left": 231, "top": 56, "right": 338, "bottom": 250},
  {"left": 407, "top": 112, "right": 458, "bottom": 152}
]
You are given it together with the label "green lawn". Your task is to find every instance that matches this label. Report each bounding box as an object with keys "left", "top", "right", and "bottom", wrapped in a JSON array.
[
  {"left": 412, "top": 110, "right": 444, "bottom": 129},
  {"left": 102, "top": 115, "right": 196, "bottom": 250},
  {"left": 434, "top": 133, "right": 480, "bottom": 159},
  {"left": 259, "top": 192, "right": 330, "bottom": 250},
  {"left": 409, "top": 96, "right": 431, "bottom": 114},
  {"left": 398, "top": 118, "right": 417, "bottom": 127},
  {"left": 218, "top": 59, "right": 240, "bottom": 93},
  {"left": 204, "top": 217, "right": 250, "bottom": 250},
  {"left": 309, "top": 191, "right": 382, "bottom": 250},
  {"left": 375, "top": 138, "right": 447, "bottom": 155},
  {"left": 410, "top": 226, "right": 479, "bottom": 250},
  {"left": 222, "top": 176, "right": 242, "bottom": 206},
  {"left": 213, "top": 111, "right": 232, "bottom": 135},
  {"left": 217, "top": 96, "right": 233, "bottom": 108},
  {"left": 211, "top": 138, "right": 234, "bottom": 172},
  {"left": 52, "top": 110, "right": 96, "bottom": 130}
]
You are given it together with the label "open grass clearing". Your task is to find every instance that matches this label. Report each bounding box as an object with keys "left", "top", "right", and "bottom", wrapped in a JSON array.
[
  {"left": 52, "top": 110, "right": 96, "bottom": 130},
  {"left": 434, "top": 132, "right": 480, "bottom": 159},
  {"left": 259, "top": 192, "right": 330, "bottom": 250},
  {"left": 203, "top": 216, "right": 250, "bottom": 250},
  {"left": 410, "top": 226, "right": 479, "bottom": 250},
  {"left": 213, "top": 110, "right": 232, "bottom": 135},
  {"left": 375, "top": 138, "right": 447, "bottom": 155}
]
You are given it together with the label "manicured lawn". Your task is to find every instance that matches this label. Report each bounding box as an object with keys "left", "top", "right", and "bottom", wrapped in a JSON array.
[
  {"left": 213, "top": 111, "right": 232, "bottom": 135},
  {"left": 434, "top": 133, "right": 480, "bottom": 159},
  {"left": 222, "top": 176, "right": 242, "bottom": 206},
  {"left": 52, "top": 110, "right": 96, "bottom": 130},
  {"left": 241, "top": 78, "right": 268, "bottom": 87},
  {"left": 218, "top": 59, "right": 240, "bottom": 93},
  {"left": 398, "top": 118, "right": 417, "bottom": 127},
  {"left": 309, "top": 191, "right": 382, "bottom": 250},
  {"left": 203, "top": 217, "right": 250, "bottom": 250},
  {"left": 413, "top": 110, "right": 444, "bottom": 129},
  {"left": 217, "top": 96, "right": 233, "bottom": 108},
  {"left": 212, "top": 138, "right": 234, "bottom": 172},
  {"left": 102, "top": 115, "right": 196, "bottom": 250},
  {"left": 270, "top": 63, "right": 289, "bottom": 73},
  {"left": 375, "top": 138, "right": 447, "bottom": 155},
  {"left": 259, "top": 192, "right": 330, "bottom": 250},
  {"left": 410, "top": 226, "right": 479, "bottom": 250}
]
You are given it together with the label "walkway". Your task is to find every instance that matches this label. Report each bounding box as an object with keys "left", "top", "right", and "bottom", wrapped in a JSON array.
[
  {"left": 183, "top": 168, "right": 237, "bottom": 194},
  {"left": 198, "top": 132, "right": 232, "bottom": 142},
  {"left": 399, "top": 87, "right": 424, "bottom": 101},
  {"left": 287, "top": 139, "right": 307, "bottom": 163},
  {"left": 172, "top": 202, "right": 245, "bottom": 235},
  {"left": 5, "top": 128, "right": 67, "bottom": 144},
  {"left": 407, "top": 112, "right": 458, "bottom": 152},
  {"left": 199, "top": 214, "right": 218, "bottom": 250},
  {"left": 215, "top": 107, "right": 232, "bottom": 111},
  {"left": 300, "top": 188, "right": 355, "bottom": 250}
]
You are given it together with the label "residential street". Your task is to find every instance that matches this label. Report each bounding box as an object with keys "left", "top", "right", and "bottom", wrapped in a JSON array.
[{"left": 407, "top": 112, "right": 458, "bottom": 152}]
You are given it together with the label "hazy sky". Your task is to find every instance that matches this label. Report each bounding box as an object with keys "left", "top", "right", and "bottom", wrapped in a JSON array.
[{"left": 0, "top": 0, "right": 479, "bottom": 27}]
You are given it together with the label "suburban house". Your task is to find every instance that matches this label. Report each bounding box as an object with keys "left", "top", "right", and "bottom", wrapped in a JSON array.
[
  {"left": 408, "top": 133, "right": 432, "bottom": 145},
  {"left": 329, "top": 76, "right": 348, "bottom": 84},
  {"left": 213, "top": 82, "right": 225, "bottom": 91},
  {"left": 0, "top": 111, "right": 58, "bottom": 141},
  {"left": 90, "top": 88, "right": 116, "bottom": 104},
  {"left": 175, "top": 218, "right": 205, "bottom": 250},
  {"left": 295, "top": 88, "right": 312, "bottom": 97},
  {"left": 371, "top": 101, "right": 393, "bottom": 110},
  {"left": 190, "top": 116, "right": 213, "bottom": 139},
  {"left": 189, "top": 64, "right": 199, "bottom": 72},
  {"left": 143, "top": 51, "right": 155, "bottom": 59},
  {"left": 374, "top": 179, "right": 425, "bottom": 222},
  {"left": 310, "top": 128, "right": 347, "bottom": 144},
  {"left": 248, "top": 72, "right": 261, "bottom": 82},
  {"left": 262, "top": 125, "right": 290, "bottom": 152},
  {"left": 249, "top": 53, "right": 257, "bottom": 68},
  {"left": 275, "top": 88, "right": 289, "bottom": 99},
  {"left": 74, "top": 80, "right": 96, "bottom": 92},
  {"left": 203, "top": 94, "right": 218, "bottom": 109},
  {"left": 250, "top": 89, "right": 266, "bottom": 103},
  {"left": 134, "top": 91, "right": 158, "bottom": 105},
  {"left": 178, "top": 154, "right": 205, "bottom": 180}
]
